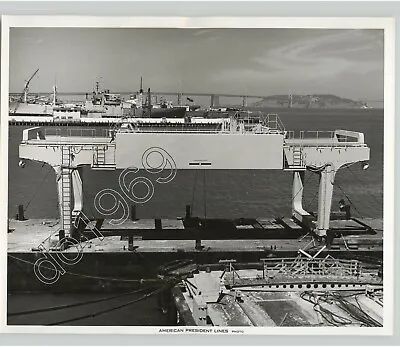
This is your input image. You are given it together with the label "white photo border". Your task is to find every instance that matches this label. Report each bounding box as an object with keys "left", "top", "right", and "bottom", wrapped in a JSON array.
[{"left": 0, "top": 15, "right": 395, "bottom": 336}]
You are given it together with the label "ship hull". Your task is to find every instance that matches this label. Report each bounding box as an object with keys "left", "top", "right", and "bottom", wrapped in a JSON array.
[
  {"left": 131, "top": 107, "right": 186, "bottom": 119},
  {"left": 149, "top": 107, "right": 186, "bottom": 118},
  {"left": 9, "top": 102, "right": 53, "bottom": 117}
]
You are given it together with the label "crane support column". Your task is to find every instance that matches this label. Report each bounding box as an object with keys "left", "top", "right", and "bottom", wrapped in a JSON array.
[
  {"left": 71, "top": 167, "right": 84, "bottom": 222},
  {"left": 54, "top": 165, "right": 84, "bottom": 238},
  {"left": 292, "top": 171, "right": 312, "bottom": 226},
  {"left": 316, "top": 164, "right": 336, "bottom": 237},
  {"left": 55, "top": 165, "right": 72, "bottom": 236}
]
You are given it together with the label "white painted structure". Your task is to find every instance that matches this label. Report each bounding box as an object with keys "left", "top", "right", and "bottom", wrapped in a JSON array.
[{"left": 19, "top": 114, "right": 370, "bottom": 239}]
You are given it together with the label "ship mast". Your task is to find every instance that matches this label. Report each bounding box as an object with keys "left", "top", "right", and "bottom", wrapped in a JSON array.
[
  {"left": 52, "top": 85, "right": 57, "bottom": 106},
  {"left": 52, "top": 74, "right": 57, "bottom": 106},
  {"left": 137, "top": 77, "right": 144, "bottom": 108},
  {"left": 178, "top": 79, "right": 183, "bottom": 106}
]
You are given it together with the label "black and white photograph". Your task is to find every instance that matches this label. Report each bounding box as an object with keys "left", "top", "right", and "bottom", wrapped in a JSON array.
[{"left": 1, "top": 16, "right": 394, "bottom": 334}]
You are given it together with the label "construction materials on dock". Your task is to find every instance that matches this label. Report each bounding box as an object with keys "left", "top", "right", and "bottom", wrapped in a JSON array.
[{"left": 168, "top": 256, "right": 383, "bottom": 327}]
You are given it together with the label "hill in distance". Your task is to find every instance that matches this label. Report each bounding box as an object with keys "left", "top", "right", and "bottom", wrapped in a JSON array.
[{"left": 251, "top": 94, "right": 369, "bottom": 109}]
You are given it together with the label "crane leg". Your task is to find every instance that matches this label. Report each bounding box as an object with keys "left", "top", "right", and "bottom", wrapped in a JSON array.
[
  {"left": 316, "top": 165, "right": 336, "bottom": 237},
  {"left": 292, "top": 171, "right": 313, "bottom": 229}
]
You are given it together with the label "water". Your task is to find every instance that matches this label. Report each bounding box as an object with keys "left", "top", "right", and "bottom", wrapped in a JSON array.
[
  {"left": 7, "top": 108, "right": 384, "bottom": 325},
  {"left": 8, "top": 108, "right": 383, "bottom": 221},
  {"left": 7, "top": 292, "right": 173, "bottom": 326}
]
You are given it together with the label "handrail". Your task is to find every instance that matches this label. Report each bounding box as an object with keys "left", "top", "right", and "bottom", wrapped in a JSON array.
[
  {"left": 258, "top": 113, "right": 286, "bottom": 133},
  {"left": 44, "top": 128, "right": 111, "bottom": 138},
  {"left": 22, "top": 127, "right": 45, "bottom": 141},
  {"left": 286, "top": 130, "right": 364, "bottom": 143}
]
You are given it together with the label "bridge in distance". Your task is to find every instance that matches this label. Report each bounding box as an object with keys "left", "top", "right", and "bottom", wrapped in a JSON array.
[
  {"left": 10, "top": 91, "right": 263, "bottom": 107},
  {"left": 9, "top": 91, "right": 383, "bottom": 108}
]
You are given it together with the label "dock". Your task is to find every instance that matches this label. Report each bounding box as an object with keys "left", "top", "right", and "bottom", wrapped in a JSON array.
[
  {"left": 7, "top": 216, "right": 383, "bottom": 295},
  {"left": 170, "top": 267, "right": 383, "bottom": 327},
  {"left": 8, "top": 217, "right": 383, "bottom": 254}
]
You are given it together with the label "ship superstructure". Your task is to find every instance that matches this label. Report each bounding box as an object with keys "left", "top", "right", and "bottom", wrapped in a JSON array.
[{"left": 18, "top": 114, "right": 370, "bottom": 241}]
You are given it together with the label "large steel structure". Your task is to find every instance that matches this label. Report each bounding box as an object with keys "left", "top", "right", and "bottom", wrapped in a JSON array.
[{"left": 18, "top": 114, "right": 370, "bottom": 240}]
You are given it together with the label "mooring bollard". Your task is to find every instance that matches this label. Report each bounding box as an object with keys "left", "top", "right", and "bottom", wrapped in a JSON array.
[
  {"left": 185, "top": 205, "right": 191, "bottom": 219},
  {"left": 195, "top": 239, "right": 202, "bottom": 251},
  {"left": 130, "top": 204, "right": 138, "bottom": 221},
  {"left": 15, "top": 205, "right": 26, "bottom": 221},
  {"left": 58, "top": 229, "right": 66, "bottom": 250},
  {"left": 155, "top": 219, "right": 162, "bottom": 231},
  {"left": 59, "top": 229, "right": 65, "bottom": 242},
  {"left": 128, "top": 234, "right": 134, "bottom": 251}
]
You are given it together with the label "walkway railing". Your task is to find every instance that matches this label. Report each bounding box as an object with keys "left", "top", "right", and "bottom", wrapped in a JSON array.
[
  {"left": 44, "top": 128, "right": 111, "bottom": 138},
  {"left": 263, "top": 113, "right": 286, "bottom": 133},
  {"left": 286, "top": 130, "right": 335, "bottom": 140},
  {"left": 286, "top": 130, "right": 365, "bottom": 144}
]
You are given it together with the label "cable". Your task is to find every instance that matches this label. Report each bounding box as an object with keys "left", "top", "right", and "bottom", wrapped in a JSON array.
[
  {"left": 291, "top": 171, "right": 314, "bottom": 204},
  {"left": 190, "top": 170, "right": 198, "bottom": 214},
  {"left": 47, "top": 280, "right": 175, "bottom": 326},
  {"left": 203, "top": 169, "right": 207, "bottom": 220},
  {"left": 345, "top": 166, "right": 383, "bottom": 218},
  {"left": 24, "top": 166, "right": 53, "bottom": 212},
  {"left": 7, "top": 256, "right": 43, "bottom": 293},
  {"left": 80, "top": 169, "right": 98, "bottom": 220},
  {"left": 7, "top": 254, "right": 160, "bottom": 284},
  {"left": 305, "top": 186, "right": 319, "bottom": 212},
  {"left": 346, "top": 166, "right": 382, "bottom": 207},
  {"left": 332, "top": 293, "right": 382, "bottom": 327},
  {"left": 8, "top": 287, "right": 150, "bottom": 317},
  {"left": 300, "top": 292, "right": 353, "bottom": 326},
  {"left": 333, "top": 181, "right": 364, "bottom": 218},
  {"left": 301, "top": 291, "right": 383, "bottom": 327}
]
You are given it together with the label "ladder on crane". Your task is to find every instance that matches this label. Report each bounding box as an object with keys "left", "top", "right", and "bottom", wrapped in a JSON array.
[
  {"left": 292, "top": 147, "right": 304, "bottom": 168},
  {"left": 60, "top": 146, "right": 72, "bottom": 233},
  {"left": 92, "top": 145, "right": 116, "bottom": 170},
  {"left": 284, "top": 146, "right": 306, "bottom": 170}
]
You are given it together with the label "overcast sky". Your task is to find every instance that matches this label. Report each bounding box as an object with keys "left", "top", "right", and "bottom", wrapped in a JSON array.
[{"left": 9, "top": 28, "right": 383, "bottom": 101}]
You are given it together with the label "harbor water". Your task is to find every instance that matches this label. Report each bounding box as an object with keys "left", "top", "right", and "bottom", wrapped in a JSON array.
[
  {"left": 7, "top": 108, "right": 384, "bottom": 326},
  {"left": 8, "top": 108, "right": 383, "bottom": 221}
]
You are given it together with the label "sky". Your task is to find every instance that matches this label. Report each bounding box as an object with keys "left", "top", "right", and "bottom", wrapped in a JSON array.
[{"left": 9, "top": 28, "right": 384, "bottom": 102}]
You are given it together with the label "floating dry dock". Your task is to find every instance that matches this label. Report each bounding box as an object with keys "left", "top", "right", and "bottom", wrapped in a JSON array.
[
  {"left": 18, "top": 113, "right": 370, "bottom": 239},
  {"left": 8, "top": 217, "right": 383, "bottom": 253},
  {"left": 9, "top": 113, "right": 383, "bottom": 327},
  {"left": 8, "top": 216, "right": 382, "bottom": 294}
]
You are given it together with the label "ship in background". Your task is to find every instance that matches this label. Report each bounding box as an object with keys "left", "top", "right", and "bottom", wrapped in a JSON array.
[
  {"left": 9, "top": 69, "right": 55, "bottom": 118},
  {"left": 82, "top": 78, "right": 187, "bottom": 119},
  {"left": 9, "top": 72, "right": 189, "bottom": 122}
]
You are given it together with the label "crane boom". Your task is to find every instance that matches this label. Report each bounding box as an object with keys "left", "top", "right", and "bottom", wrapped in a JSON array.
[
  {"left": 25, "top": 69, "right": 39, "bottom": 89},
  {"left": 12, "top": 69, "right": 40, "bottom": 114}
]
